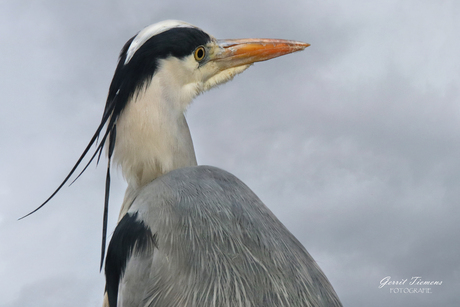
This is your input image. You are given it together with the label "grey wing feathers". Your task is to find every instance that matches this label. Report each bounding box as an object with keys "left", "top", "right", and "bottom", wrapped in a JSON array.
[{"left": 108, "top": 165, "right": 342, "bottom": 307}]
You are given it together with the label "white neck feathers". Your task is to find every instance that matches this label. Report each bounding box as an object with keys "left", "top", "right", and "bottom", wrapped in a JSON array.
[{"left": 113, "top": 61, "right": 199, "bottom": 190}]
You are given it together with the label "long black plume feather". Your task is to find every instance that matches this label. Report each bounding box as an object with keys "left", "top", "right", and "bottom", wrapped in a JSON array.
[
  {"left": 100, "top": 124, "right": 117, "bottom": 270},
  {"left": 20, "top": 32, "right": 136, "bottom": 220},
  {"left": 19, "top": 27, "right": 211, "bottom": 267},
  {"left": 101, "top": 158, "right": 111, "bottom": 270},
  {"left": 18, "top": 113, "right": 111, "bottom": 220},
  {"left": 19, "top": 33, "right": 135, "bottom": 215},
  {"left": 19, "top": 34, "right": 137, "bottom": 266},
  {"left": 68, "top": 104, "right": 116, "bottom": 187}
]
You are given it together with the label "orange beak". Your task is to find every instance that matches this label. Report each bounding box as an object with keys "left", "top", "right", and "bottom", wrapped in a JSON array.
[{"left": 212, "top": 38, "right": 310, "bottom": 69}]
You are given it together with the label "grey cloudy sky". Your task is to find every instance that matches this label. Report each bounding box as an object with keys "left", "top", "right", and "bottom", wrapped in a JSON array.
[{"left": 1, "top": 0, "right": 459, "bottom": 306}]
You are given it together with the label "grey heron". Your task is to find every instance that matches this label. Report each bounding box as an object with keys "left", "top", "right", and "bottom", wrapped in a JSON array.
[{"left": 26, "top": 20, "right": 342, "bottom": 307}]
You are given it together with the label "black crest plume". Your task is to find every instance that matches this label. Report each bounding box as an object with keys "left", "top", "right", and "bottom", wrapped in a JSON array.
[
  {"left": 21, "top": 26, "right": 212, "bottom": 269},
  {"left": 20, "top": 35, "right": 136, "bottom": 269}
]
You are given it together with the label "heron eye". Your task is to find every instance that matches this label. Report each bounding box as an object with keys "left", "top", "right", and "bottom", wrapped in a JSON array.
[{"left": 194, "top": 46, "right": 206, "bottom": 61}]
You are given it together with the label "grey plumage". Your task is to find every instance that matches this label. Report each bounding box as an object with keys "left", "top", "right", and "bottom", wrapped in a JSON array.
[
  {"left": 97, "top": 20, "right": 342, "bottom": 306},
  {"left": 23, "top": 19, "right": 342, "bottom": 306},
  {"left": 21, "top": 19, "right": 341, "bottom": 307},
  {"left": 109, "top": 166, "right": 342, "bottom": 307}
]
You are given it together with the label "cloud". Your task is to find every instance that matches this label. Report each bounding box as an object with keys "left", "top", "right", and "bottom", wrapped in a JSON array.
[{"left": 1, "top": 0, "right": 459, "bottom": 306}]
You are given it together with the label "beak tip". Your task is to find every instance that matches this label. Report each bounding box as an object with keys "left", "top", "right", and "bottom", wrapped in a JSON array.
[{"left": 297, "top": 42, "right": 311, "bottom": 51}]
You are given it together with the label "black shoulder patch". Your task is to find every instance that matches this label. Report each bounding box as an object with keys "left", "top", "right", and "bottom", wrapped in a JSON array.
[{"left": 105, "top": 212, "right": 156, "bottom": 307}]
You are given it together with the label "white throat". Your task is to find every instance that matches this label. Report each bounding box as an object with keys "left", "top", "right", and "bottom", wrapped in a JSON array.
[{"left": 113, "top": 58, "right": 200, "bottom": 191}]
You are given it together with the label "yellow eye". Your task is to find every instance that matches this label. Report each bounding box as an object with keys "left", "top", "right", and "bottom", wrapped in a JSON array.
[{"left": 194, "top": 46, "right": 206, "bottom": 61}]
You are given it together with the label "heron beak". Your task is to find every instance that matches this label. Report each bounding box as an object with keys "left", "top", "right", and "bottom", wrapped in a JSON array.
[{"left": 212, "top": 38, "right": 310, "bottom": 69}]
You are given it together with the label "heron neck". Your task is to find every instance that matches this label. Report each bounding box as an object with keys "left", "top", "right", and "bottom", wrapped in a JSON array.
[{"left": 113, "top": 80, "right": 198, "bottom": 192}]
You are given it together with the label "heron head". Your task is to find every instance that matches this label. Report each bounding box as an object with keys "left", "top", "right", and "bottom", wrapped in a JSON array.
[{"left": 113, "top": 20, "right": 309, "bottom": 113}]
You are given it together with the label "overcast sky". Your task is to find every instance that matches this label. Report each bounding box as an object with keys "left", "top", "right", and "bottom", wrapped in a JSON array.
[{"left": 1, "top": 0, "right": 459, "bottom": 306}]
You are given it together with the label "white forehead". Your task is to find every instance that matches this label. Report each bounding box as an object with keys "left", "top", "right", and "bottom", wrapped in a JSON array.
[{"left": 125, "top": 20, "right": 197, "bottom": 64}]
